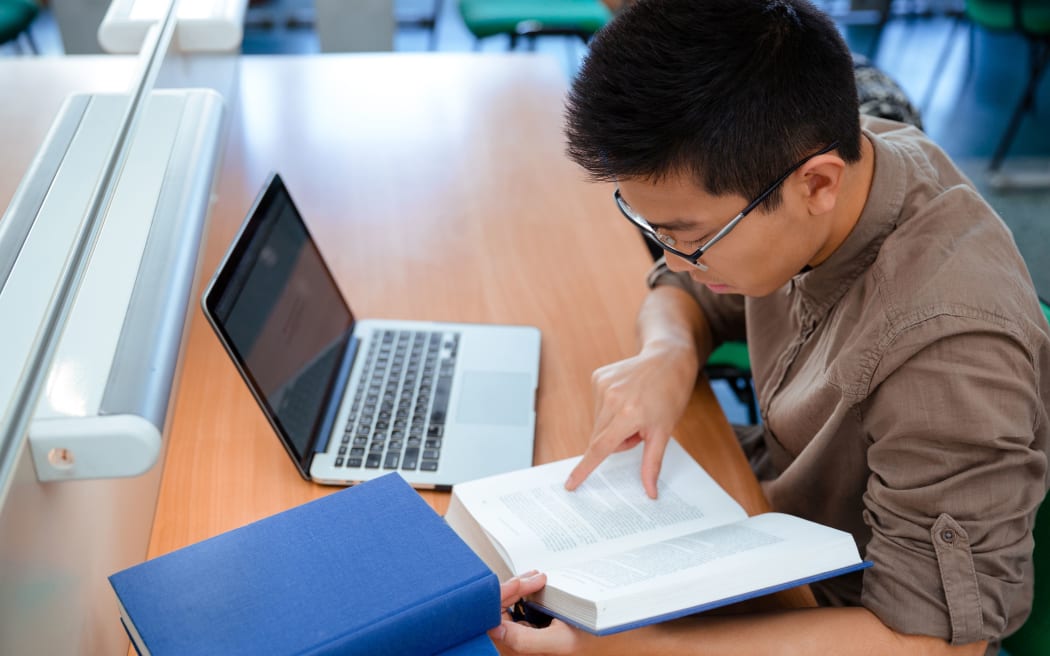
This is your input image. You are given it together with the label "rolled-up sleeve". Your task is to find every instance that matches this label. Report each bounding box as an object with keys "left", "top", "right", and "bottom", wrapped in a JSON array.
[
  {"left": 645, "top": 256, "right": 747, "bottom": 346},
  {"left": 860, "top": 324, "right": 1047, "bottom": 645}
]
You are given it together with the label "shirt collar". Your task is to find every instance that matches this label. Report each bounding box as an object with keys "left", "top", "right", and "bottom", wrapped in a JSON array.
[{"left": 791, "top": 128, "right": 906, "bottom": 326}]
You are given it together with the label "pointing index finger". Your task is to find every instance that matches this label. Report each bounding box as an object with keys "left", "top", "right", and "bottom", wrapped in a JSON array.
[{"left": 564, "top": 422, "right": 636, "bottom": 491}]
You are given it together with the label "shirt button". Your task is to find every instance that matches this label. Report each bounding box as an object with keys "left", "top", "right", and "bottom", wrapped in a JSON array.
[{"left": 942, "top": 529, "right": 955, "bottom": 543}]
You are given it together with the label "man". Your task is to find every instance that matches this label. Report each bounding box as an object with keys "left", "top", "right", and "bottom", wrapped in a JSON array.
[{"left": 489, "top": 0, "right": 1050, "bottom": 654}]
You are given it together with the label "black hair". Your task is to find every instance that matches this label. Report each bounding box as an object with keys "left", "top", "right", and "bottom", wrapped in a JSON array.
[{"left": 565, "top": 0, "right": 862, "bottom": 209}]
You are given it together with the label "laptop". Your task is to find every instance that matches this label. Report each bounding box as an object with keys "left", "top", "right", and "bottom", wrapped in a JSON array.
[{"left": 202, "top": 173, "right": 540, "bottom": 489}]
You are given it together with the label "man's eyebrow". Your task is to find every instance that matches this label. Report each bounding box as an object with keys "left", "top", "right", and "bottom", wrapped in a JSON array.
[{"left": 646, "top": 217, "right": 700, "bottom": 232}]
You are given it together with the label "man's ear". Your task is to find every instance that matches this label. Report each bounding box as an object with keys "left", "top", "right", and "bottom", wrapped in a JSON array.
[{"left": 796, "top": 154, "right": 846, "bottom": 216}]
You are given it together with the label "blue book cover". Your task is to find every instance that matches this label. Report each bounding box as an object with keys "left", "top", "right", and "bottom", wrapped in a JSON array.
[
  {"left": 110, "top": 473, "right": 500, "bottom": 655},
  {"left": 437, "top": 634, "right": 499, "bottom": 656}
]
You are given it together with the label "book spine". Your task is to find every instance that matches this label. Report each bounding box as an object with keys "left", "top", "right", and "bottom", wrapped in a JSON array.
[{"left": 309, "top": 573, "right": 501, "bottom": 656}]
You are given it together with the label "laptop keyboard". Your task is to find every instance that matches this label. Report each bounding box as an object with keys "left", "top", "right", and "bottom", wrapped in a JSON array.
[{"left": 335, "top": 329, "right": 459, "bottom": 473}]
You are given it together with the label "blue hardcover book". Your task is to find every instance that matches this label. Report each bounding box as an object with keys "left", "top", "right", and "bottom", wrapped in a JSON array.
[{"left": 110, "top": 473, "right": 500, "bottom": 655}]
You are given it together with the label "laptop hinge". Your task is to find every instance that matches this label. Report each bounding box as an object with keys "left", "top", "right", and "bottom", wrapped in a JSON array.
[{"left": 312, "top": 333, "right": 359, "bottom": 456}]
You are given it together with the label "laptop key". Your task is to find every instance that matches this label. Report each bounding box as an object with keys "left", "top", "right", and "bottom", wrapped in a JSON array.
[
  {"left": 425, "top": 438, "right": 442, "bottom": 449},
  {"left": 423, "top": 448, "right": 439, "bottom": 460},
  {"left": 347, "top": 457, "right": 363, "bottom": 467},
  {"left": 420, "top": 460, "right": 438, "bottom": 472},
  {"left": 365, "top": 454, "right": 382, "bottom": 468},
  {"left": 350, "top": 447, "right": 365, "bottom": 457},
  {"left": 402, "top": 447, "right": 419, "bottom": 470},
  {"left": 383, "top": 452, "right": 400, "bottom": 469},
  {"left": 335, "top": 457, "right": 344, "bottom": 467},
  {"left": 427, "top": 425, "right": 443, "bottom": 438}
]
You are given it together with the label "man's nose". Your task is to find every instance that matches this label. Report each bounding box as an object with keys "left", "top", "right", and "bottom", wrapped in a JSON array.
[{"left": 663, "top": 250, "right": 690, "bottom": 273}]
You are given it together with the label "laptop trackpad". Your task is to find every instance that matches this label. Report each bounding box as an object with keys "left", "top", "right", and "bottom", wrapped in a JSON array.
[{"left": 456, "top": 371, "right": 533, "bottom": 426}]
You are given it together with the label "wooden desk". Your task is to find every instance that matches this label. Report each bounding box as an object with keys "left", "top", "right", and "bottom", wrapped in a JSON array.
[{"left": 149, "top": 54, "right": 815, "bottom": 614}]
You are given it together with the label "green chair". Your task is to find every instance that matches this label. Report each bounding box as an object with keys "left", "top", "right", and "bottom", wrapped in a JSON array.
[
  {"left": 457, "top": 0, "right": 611, "bottom": 50},
  {"left": 967, "top": 0, "right": 1050, "bottom": 172},
  {"left": 926, "top": 0, "right": 1050, "bottom": 172},
  {"left": 1001, "top": 297, "right": 1050, "bottom": 655},
  {"left": 706, "top": 341, "right": 759, "bottom": 425},
  {"left": 0, "top": 0, "right": 38, "bottom": 54}
]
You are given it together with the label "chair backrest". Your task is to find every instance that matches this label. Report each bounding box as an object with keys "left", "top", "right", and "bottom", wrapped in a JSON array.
[
  {"left": 0, "top": 0, "right": 38, "bottom": 47},
  {"left": 965, "top": 0, "right": 1050, "bottom": 35},
  {"left": 458, "top": 0, "right": 612, "bottom": 41}
]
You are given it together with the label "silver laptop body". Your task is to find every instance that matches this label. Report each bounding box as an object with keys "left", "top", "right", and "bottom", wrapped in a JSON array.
[{"left": 202, "top": 173, "right": 539, "bottom": 489}]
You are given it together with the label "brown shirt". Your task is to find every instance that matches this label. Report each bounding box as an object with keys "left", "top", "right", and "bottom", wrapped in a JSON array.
[{"left": 649, "top": 117, "right": 1050, "bottom": 650}]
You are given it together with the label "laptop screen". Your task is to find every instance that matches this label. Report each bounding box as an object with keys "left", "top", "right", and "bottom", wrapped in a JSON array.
[{"left": 204, "top": 175, "right": 354, "bottom": 469}]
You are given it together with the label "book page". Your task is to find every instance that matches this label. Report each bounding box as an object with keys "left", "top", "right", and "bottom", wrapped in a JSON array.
[
  {"left": 551, "top": 523, "right": 784, "bottom": 589},
  {"left": 540, "top": 512, "right": 864, "bottom": 629},
  {"left": 451, "top": 439, "right": 747, "bottom": 573}
]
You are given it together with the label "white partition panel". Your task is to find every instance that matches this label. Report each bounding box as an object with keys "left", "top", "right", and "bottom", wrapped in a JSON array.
[
  {"left": 0, "top": 87, "right": 224, "bottom": 655},
  {"left": 0, "top": 1, "right": 237, "bottom": 653}
]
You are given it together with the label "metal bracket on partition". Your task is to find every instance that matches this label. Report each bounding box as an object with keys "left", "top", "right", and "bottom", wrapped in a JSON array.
[{"left": 28, "top": 415, "right": 161, "bottom": 482}]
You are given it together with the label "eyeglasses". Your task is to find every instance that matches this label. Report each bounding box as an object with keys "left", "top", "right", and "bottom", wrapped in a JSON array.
[{"left": 615, "top": 141, "right": 840, "bottom": 271}]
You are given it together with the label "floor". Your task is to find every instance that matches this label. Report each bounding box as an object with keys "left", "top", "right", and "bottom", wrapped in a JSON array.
[{"left": 7, "top": 0, "right": 1049, "bottom": 424}]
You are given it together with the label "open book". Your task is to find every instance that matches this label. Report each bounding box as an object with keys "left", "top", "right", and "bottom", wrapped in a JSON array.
[{"left": 445, "top": 439, "right": 870, "bottom": 635}]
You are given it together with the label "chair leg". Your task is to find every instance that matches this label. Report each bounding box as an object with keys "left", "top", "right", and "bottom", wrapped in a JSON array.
[
  {"left": 864, "top": 0, "right": 891, "bottom": 59},
  {"left": 15, "top": 26, "right": 38, "bottom": 55},
  {"left": 989, "top": 40, "right": 1050, "bottom": 172},
  {"left": 427, "top": 0, "right": 442, "bottom": 51},
  {"left": 965, "top": 21, "right": 977, "bottom": 89},
  {"left": 920, "top": 13, "right": 964, "bottom": 112}
]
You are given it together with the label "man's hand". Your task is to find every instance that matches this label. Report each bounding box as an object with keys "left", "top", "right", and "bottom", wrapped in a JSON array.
[
  {"left": 490, "top": 571, "right": 587, "bottom": 655},
  {"left": 565, "top": 337, "right": 699, "bottom": 498}
]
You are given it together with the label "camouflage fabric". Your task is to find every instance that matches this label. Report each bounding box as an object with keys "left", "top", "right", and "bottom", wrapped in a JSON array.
[{"left": 853, "top": 53, "right": 924, "bottom": 130}]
